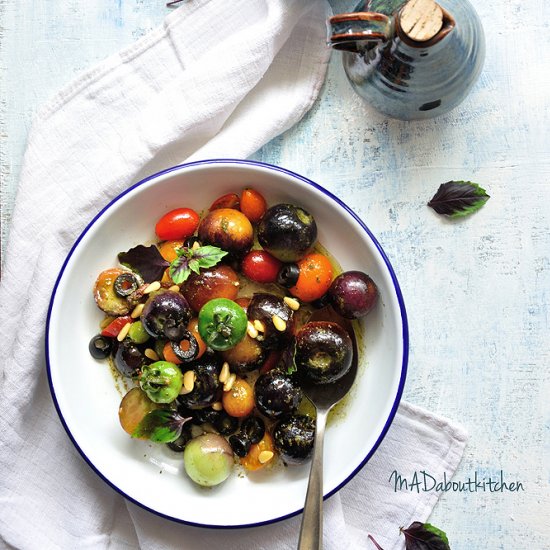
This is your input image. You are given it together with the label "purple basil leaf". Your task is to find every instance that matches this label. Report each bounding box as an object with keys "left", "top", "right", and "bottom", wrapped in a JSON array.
[
  {"left": 401, "top": 522, "right": 450, "bottom": 550},
  {"left": 118, "top": 245, "right": 169, "bottom": 283},
  {"left": 368, "top": 534, "right": 385, "bottom": 549},
  {"left": 132, "top": 409, "right": 191, "bottom": 443},
  {"left": 428, "top": 181, "right": 489, "bottom": 218}
]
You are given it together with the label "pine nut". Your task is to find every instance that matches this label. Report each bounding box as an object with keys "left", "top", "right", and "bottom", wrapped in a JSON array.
[
  {"left": 283, "top": 296, "right": 300, "bottom": 311},
  {"left": 192, "top": 241, "right": 201, "bottom": 250},
  {"left": 182, "top": 370, "right": 196, "bottom": 394},
  {"left": 211, "top": 401, "right": 223, "bottom": 411},
  {"left": 258, "top": 451, "right": 274, "bottom": 464},
  {"left": 168, "top": 285, "right": 180, "bottom": 292},
  {"left": 272, "top": 314, "right": 286, "bottom": 332},
  {"left": 116, "top": 321, "right": 132, "bottom": 342},
  {"left": 233, "top": 281, "right": 240, "bottom": 286},
  {"left": 144, "top": 281, "right": 161, "bottom": 294},
  {"left": 131, "top": 303, "right": 145, "bottom": 319},
  {"left": 253, "top": 319, "right": 266, "bottom": 333},
  {"left": 256, "top": 334, "right": 265, "bottom": 342},
  {"left": 144, "top": 348, "right": 159, "bottom": 361},
  {"left": 219, "top": 362, "right": 230, "bottom": 384},
  {"left": 247, "top": 321, "right": 258, "bottom": 339},
  {"left": 223, "top": 373, "right": 236, "bottom": 392}
]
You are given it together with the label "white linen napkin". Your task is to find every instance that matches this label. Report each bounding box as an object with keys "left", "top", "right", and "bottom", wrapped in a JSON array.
[{"left": 0, "top": 1, "right": 468, "bottom": 548}]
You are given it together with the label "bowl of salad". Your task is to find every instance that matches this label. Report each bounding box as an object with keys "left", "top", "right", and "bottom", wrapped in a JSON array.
[{"left": 46, "top": 159, "right": 408, "bottom": 528}]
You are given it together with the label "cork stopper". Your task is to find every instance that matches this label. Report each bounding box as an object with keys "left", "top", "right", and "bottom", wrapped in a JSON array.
[{"left": 399, "top": 0, "right": 444, "bottom": 42}]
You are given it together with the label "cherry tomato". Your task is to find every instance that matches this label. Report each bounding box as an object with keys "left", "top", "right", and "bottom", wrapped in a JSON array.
[
  {"left": 241, "top": 250, "right": 282, "bottom": 284},
  {"left": 155, "top": 208, "right": 200, "bottom": 241},
  {"left": 163, "top": 341, "right": 182, "bottom": 365},
  {"left": 187, "top": 318, "right": 207, "bottom": 359},
  {"left": 240, "top": 431, "right": 275, "bottom": 471},
  {"left": 101, "top": 315, "right": 133, "bottom": 338},
  {"left": 198, "top": 298, "right": 247, "bottom": 351},
  {"left": 209, "top": 193, "right": 240, "bottom": 211},
  {"left": 222, "top": 377, "right": 255, "bottom": 418},
  {"left": 289, "top": 252, "right": 334, "bottom": 302},
  {"left": 240, "top": 188, "right": 267, "bottom": 224},
  {"left": 158, "top": 240, "right": 184, "bottom": 262}
]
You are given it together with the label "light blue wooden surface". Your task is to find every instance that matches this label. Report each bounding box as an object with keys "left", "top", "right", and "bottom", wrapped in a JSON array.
[{"left": 1, "top": 1, "right": 549, "bottom": 548}]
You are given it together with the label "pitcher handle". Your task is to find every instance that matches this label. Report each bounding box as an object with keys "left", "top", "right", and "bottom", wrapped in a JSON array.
[{"left": 328, "top": 12, "right": 392, "bottom": 52}]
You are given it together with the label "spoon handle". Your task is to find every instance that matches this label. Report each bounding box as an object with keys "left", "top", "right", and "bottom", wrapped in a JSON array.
[{"left": 298, "top": 408, "right": 329, "bottom": 550}]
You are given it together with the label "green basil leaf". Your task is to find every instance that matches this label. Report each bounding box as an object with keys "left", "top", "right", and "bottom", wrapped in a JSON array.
[
  {"left": 168, "top": 245, "right": 227, "bottom": 284},
  {"left": 401, "top": 521, "right": 450, "bottom": 550},
  {"left": 169, "top": 252, "right": 191, "bottom": 284},
  {"left": 194, "top": 245, "right": 228, "bottom": 269},
  {"left": 132, "top": 409, "right": 190, "bottom": 443},
  {"left": 118, "top": 245, "right": 169, "bottom": 283},
  {"left": 428, "top": 181, "right": 489, "bottom": 218}
]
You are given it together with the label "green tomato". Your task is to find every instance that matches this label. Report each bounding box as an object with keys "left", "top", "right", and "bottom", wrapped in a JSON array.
[
  {"left": 183, "top": 434, "right": 233, "bottom": 486},
  {"left": 128, "top": 321, "right": 150, "bottom": 344},
  {"left": 198, "top": 298, "right": 247, "bottom": 351},
  {"left": 139, "top": 361, "right": 183, "bottom": 403}
]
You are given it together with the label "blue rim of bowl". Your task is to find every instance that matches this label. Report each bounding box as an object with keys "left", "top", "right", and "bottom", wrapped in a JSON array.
[{"left": 45, "top": 158, "right": 409, "bottom": 529}]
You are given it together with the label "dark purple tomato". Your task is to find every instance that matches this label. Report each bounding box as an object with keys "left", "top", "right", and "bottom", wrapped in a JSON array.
[
  {"left": 176, "top": 354, "right": 222, "bottom": 409},
  {"left": 328, "top": 271, "right": 379, "bottom": 319},
  {"left": 140, "top": 291, "right": 192, "bottom": 339},
  {"left": 247, "top": 293, "right": 295, "bottom": 350},
  {"left": 254, "top": 370, "right": 302, "bottom": 419},
  {"left": 273, "top": 415, "right": 315, "bottom": 465},
  {"left": 113, "top": 340, "right": 145, "bottom": 377},
  {"left": 294, "top": 321, "right": 353, "bottom": 384},
  {"left": 257, "top": 204, "right": 317, "bottom": 262}
]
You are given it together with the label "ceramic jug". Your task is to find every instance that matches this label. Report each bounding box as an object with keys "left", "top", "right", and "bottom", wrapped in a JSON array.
[{"left": 329, "top": 0, "right": 485, "bottom": 120}]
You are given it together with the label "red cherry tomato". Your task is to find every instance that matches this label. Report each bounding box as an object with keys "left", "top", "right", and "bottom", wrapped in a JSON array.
[
  {"left": 209, "top": 193, "right": 240, "bottom": 211},
  {"left": 240, "top": 188, "right": 267, "bottom": 224},
  {"left": 155, "top": 208, "right": 200, "bottom": 241},
  {"left": 101, "top": 316, "right": 133, "bottom": 338},
  {"left": 241, "top": 250, "right": 282, "bottom": 284}
]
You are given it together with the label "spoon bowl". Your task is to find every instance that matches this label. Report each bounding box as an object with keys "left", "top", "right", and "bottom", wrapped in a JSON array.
[{"left": 298, "top": 307, "right": 359, "bottom": 550}]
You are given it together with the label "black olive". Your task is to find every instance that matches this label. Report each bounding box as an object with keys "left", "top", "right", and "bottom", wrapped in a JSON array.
[
  {"left": 213, "top": 411, "right": 239, "bottom": 435},
  {"left": 273, "top": 415, "right": 315, "bottom": 464},
  {"left": 170, "top": 331, "right": 199, "bottom": 363},
  {"left": 113, "top": 273, "right": 139, "bottom": 298},
  {"left": 176, "top": 354, "right": 222, "bottom": 409},
  {"left": 294, "top": 321, "right": 353, "bottom": 384},
  {"left": 258, "top": 204, "right": 317, "bottom": 262},
  {"left": 113, "top": 340, "right": 145, "bottom": 377},
  {"left": 88, "top": 334, "right": 113, "bottom": 359},
  {"left": 166, "top": 425, "right": 192, "bottom": 452},
  {"left": 241, "top": 416, "right": 265, "bottom": 444},
  {"left": 276, "top": 264, "right": 300, "bottom": 288},
  {"left": 248, "top": 293, "right": 295, "bottom": 350},
  {"left": 229, "top": 433, "right": 252, "bottom": 458},
  {"left": 254, "top": 370, "right": 302, "bottom": 419},
  {"left": 184, "top": 236, "right": 201, "bottom": 249}
]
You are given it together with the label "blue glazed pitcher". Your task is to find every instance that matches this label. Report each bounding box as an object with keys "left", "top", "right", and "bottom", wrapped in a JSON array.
[{"left": 329, "top": 0, "right": 485, "bottom": 120}]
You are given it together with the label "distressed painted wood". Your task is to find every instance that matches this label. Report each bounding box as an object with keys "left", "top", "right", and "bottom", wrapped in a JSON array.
[{"left": 1, "top": 0, "right": 549, "bottom": 548}]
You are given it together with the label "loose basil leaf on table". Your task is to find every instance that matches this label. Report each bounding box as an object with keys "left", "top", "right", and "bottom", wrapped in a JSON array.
[
  {"left": 118, "top": 244, "right": 169, "bottom": 283},
  {"left": 401, "top": 522, "right": 451, "bottom": 550},
  {"left": 428, "top": 180, "right": 489, "bottom": 218},
  {"left": 368, "top": 522, "right": 450, "bottom": 550}
]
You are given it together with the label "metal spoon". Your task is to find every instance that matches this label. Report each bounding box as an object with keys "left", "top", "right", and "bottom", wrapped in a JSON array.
[{"left": 297, "top": 307, "right": 358, "bottom": 550}]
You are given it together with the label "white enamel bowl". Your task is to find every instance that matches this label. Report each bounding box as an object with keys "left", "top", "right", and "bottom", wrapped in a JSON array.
[{"left": 46, "top": 159, "right": 408, "bottom": 528}]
